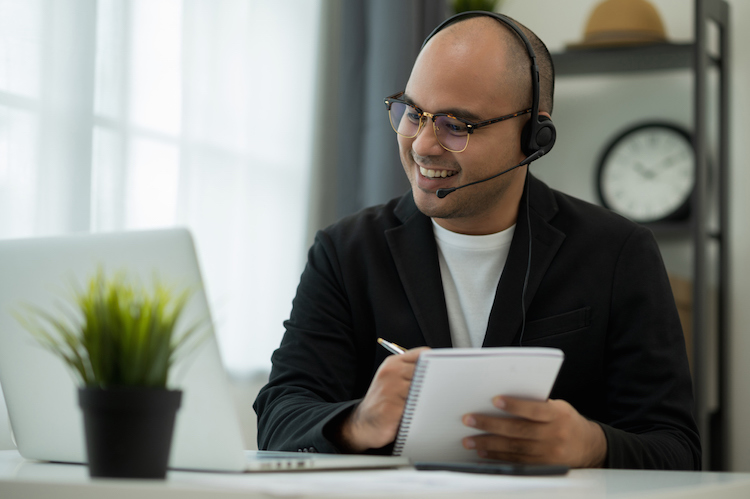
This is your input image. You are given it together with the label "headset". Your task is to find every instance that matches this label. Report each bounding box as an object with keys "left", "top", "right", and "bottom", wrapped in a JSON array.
[{"left": 421, "top": 10, "right": 556, "bottom": 159}]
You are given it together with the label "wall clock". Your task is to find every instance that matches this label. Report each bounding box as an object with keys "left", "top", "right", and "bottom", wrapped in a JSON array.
[{"left": 596, "top": 122, "right": 695, "bottom": 223}]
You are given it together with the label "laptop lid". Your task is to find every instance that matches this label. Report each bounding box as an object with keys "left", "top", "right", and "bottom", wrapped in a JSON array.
[{"left": 0, "top": 229, "right": 251, "bottom": 472}]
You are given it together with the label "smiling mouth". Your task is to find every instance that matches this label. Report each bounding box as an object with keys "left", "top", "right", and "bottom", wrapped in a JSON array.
[{"left": 419, "top": 166, "right": 458, "bottom": 179}]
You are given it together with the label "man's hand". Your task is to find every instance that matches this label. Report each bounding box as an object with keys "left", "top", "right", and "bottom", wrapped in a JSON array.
[
  {"left": 462, "top": 396, "right": 607, "bottom": 468},
  {"left": 337, "top": 347, "right": 428, "bottom": 452}
]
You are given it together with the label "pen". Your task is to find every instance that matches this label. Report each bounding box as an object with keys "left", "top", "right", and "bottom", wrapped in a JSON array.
[{"left": 377, "top": 337, "right": 406, "bottom": 355}]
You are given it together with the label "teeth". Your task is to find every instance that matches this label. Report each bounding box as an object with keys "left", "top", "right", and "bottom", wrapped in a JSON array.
[{"left": 420, "top": 166, "right": 457, "bottom": 179}]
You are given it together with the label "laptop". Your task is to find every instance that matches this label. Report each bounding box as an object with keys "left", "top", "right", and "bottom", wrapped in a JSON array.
[{"left": 0, "top": 228, "right": 409, "bottom": 472}]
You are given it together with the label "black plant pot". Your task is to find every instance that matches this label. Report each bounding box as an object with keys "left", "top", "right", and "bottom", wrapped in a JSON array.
[{"left": 78, "top": 387, "right": 182, "bottom": 479}]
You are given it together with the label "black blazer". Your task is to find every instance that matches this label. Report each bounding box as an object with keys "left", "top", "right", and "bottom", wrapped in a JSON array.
[{"left": 254, "top": 175, "right": 701, "bottom": 469}]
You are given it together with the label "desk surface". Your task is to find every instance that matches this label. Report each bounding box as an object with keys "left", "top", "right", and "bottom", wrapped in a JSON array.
[{"left": 1, "top": 450, "right": 750, "bottom": 499}]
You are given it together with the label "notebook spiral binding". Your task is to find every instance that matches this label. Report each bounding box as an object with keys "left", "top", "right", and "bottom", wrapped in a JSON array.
[{"left": 392, "top": 358, "right": 430, "bottom": 456}]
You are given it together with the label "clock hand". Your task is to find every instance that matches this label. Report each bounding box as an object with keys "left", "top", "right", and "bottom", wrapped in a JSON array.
[
  {"left": 633, "top": 161, "right": 656, "bottom": 180},
  {"left": 648, "top": 150, "right": 690, "bottom": 178},
  {"left": 661, "top": 150, "right": 688, "bottom": 168},
  {"left": 633, "top": 161, "right": 651, "bottom": 178}
]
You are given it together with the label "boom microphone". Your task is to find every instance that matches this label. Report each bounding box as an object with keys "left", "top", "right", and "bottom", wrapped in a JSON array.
[{"left": 435, "top": 150, "right": 545, "bottom": 199}]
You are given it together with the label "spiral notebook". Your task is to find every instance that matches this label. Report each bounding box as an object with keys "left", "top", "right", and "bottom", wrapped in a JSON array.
[{"left": 393, "top": 347, "right": 564, "bottom": 462}]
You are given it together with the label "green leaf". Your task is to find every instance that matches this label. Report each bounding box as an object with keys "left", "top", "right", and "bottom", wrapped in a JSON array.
[{"left": 13, "top": 267, "right": 207, "bottom": 389}]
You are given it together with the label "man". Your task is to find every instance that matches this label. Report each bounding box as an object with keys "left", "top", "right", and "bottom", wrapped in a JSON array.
[{"left": 254, "top": 13, "right": 700, "bottom": 470}]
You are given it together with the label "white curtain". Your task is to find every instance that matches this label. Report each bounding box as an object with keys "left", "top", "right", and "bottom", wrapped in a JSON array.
[{"left": 0, "top": 0, "right": 322, "bottom": 375}]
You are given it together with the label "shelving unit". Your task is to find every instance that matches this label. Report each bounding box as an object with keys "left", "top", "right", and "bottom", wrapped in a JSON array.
[{"left": 551, "top": 0, "right": 730, "bottom": 470}]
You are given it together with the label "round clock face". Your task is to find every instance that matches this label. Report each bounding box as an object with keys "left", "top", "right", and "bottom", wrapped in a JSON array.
[{"left": 597, "top": 123, "right": 695, "bottom": 223}]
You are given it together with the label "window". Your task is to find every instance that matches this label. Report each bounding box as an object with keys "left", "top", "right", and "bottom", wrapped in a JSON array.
[{"left": 0, "top": 0, "right": 322, "bottom": 375}]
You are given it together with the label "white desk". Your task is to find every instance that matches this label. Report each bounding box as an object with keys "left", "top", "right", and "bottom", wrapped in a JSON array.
[{"left": 1, "top": 450, "right": 750, "bottom": 499}]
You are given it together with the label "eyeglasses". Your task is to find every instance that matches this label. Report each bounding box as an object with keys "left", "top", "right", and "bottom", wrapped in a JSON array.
[{"left": 383, "top": 92, "right": 531, "bottom": 153}]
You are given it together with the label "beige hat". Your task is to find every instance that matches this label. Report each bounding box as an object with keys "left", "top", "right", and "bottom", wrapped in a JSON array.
[{"left": 567, "top": 0, "right": 668, "bottom": 49}]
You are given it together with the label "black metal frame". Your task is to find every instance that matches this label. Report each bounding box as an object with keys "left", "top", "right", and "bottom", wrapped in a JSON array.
[
  {"left": 695, "top": 0, "right": 730, "bottom": 472},
  {"left": 552, "top": 0, "right": 731, "bottom": 470}
]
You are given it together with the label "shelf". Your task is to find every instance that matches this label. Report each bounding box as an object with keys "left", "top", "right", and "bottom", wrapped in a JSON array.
[{"left": 552, "top": 43, "right": 694, "bottom": 76}]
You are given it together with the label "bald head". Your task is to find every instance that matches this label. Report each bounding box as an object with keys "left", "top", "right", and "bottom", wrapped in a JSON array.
[{"left": 420, "top": 15, "right": 554, "bottom": 115}]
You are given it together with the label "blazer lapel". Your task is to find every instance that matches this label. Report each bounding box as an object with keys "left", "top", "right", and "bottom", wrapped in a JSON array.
[
  {"left": 483, "top": 176, "right": 566, "bottom": 347},
  {"left": 385, "top": 195, "right": 453, "bottom": 348}
]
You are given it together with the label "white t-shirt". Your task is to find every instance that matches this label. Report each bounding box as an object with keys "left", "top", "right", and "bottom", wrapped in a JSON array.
[{"left": 432, "top": 220, "right": 516, "bottom": 348}]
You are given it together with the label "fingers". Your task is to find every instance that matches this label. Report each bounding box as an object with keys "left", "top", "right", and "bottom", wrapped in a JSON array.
[
  {"left": 460, "top": 402, "right": 547, "bottom": 462},
  {"left": 375, "top": 346, "right": 429, "bottom": 384},
  {"left": 400, "top": 345, "right": 431, "bottom": 361},
  {"left": 462, "top": 412, "right": 544, "bottom": 440},
  {"left": 460, "top": 397, "right": 561, "bottom": 440},
  {"left": 461, "top": 398, "right": 608, "bottom": 468},
  {"left": 461, "top": 415, "right": 561, "bottom": 464},
  {"left": 463, "top": 433, "right": 547, "bottom": 462},
  {"left": 494, "top": 396, "right": 556, "bottom": 422}
]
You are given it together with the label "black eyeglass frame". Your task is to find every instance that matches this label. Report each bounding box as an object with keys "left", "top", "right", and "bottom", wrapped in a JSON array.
[{"left": 384, "top": 91, "right": 531, "bottom": 151}]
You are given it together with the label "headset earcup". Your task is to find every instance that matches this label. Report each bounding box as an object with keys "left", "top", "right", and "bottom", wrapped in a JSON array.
[
  {"left": 521, "top": 115, "right": 556, "bottom": 156},
  {"left": 536, "top": 115, "right": 556, "bottom": 155}
]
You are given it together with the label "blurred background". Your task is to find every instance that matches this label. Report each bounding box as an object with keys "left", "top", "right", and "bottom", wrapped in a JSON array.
[{"left": 0, "top": 0, "right": 747, "bottom": 472}]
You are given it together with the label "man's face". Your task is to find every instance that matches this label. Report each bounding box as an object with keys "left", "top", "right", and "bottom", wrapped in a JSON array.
[{"left": 399, "top": 20, "right": 528, "bottom": 234}]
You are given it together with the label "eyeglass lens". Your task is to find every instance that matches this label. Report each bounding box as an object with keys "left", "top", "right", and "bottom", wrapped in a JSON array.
[{"left": 388, "top": 101, "right": 469, "bottom": 152}]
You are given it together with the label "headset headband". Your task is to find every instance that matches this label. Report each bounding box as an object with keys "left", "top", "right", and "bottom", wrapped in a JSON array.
[{"left": 420, "top": 11, "right": 541, "bottom": 129}]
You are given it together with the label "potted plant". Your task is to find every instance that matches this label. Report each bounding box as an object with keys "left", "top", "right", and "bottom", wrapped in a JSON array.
[{"left": 14, "top": 268, "right": 205, "bottom": 479}]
